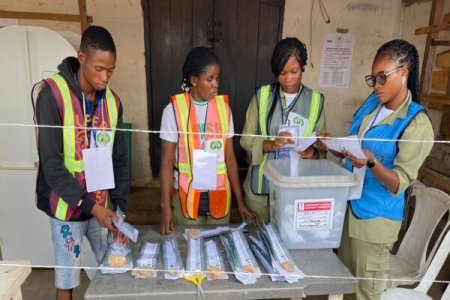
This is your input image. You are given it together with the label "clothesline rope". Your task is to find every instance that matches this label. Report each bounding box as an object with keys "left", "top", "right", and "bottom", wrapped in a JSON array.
[
  {"left": 1, "top": 262, "right": 449, "bottom": 284},
  {"left": 0, "top": 123, "right": 447, "bottom": 144}
]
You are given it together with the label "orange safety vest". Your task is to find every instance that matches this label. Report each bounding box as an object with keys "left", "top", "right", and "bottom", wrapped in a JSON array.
[{"left": 171, "top": 92, "right": 232, "bottom": 220}]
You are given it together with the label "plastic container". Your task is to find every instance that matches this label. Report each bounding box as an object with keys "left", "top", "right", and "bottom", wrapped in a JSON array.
[{"left": 264, "top": 159, "right": 357, "bottom": 249}]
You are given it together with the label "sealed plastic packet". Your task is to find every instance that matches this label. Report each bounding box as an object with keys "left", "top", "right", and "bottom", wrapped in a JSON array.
[
  {"left": 248, "top": 235, "right": 284, "bottom": 282},
  {"left": 162, "top": 236, "right": 185, "bottom": 280},
  {"left": 259, "top": 223, "right": 304, "bottom": 283},
  {"left": 184, "top": 236, "right": 206, "bottom": 297},
  {"left": 101, "top": 232, "right": 133, "bottom": 274},
  {"left": 220, "top": 230, "right": 261, "bottom": 284},
  {"left": 204, "top": 239, "right": 228, "bottom": 280},
  {"left": 131, "top": 242, "right": 160, "bottom": 279}
]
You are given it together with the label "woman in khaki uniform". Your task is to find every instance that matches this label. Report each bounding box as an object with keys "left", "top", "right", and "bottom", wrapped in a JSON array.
[{"left": 326, "top": 40, "right": 433, "bottom": 300}]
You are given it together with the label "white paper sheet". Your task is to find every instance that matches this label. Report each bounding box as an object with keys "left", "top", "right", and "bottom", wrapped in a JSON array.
[
  {"left": 323, "top": 135, "right": 367, "bottom": 159},
  {"left": 82, "top": 146, "right": 115, "bottom": 192},
  {"left": 192, "top": 150, "right": 217, "bottom": 190},
  {"left": 295, "top": 132, "right": 317, "bottom": 152},
  {"left": 348, "top": 166, "right": 366, "bottom": 200},
  {"left": 290, "top": 151, "right": 299, "bottom": 177}
]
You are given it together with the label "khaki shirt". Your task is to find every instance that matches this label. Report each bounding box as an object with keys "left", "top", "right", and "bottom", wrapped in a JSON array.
[
  {"left": 240, "top": 86, "right": 326, "bottom": 205},
  {"left": 350, "top": 91, "right": 434, "bottom": 243}
]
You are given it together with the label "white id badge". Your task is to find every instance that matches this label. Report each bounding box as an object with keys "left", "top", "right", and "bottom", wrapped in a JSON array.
[
  {"left": 204, "top": 139, "right": 225, "bottom": 162},
  {"left": 192, "top": 149, "right": 217, "bottom": 190},
  {"left": 82, "top": 146, "right": 115, "bottom": 192},
  {"left": 90, "top": 130, "right": 114, "bottom": 148},
  {"left": 287, "top": 112, "right": 307, "bottom": 134}
]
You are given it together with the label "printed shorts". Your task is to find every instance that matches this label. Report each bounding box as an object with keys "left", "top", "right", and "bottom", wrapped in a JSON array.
[{"left": 49, "top": 217, "right": 107, "bottom": 289}]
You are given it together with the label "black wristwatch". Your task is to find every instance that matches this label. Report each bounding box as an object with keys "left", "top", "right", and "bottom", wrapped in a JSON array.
[{"left": 367, "top": 159, "right": 376, "bottom": 169}]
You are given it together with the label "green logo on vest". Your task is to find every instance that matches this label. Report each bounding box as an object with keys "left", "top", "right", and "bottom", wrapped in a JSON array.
[
  {"left": 293, "top": 116, "right": 304, "bottom": 126},
  {"left": 210, "top": 140, "right": 223, "bottom": 151},
  {"left": 96, "top": 132, "right": 111, "bottom": 146}
]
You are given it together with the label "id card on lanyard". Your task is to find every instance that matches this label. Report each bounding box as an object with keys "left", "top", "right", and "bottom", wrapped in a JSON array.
[
  {"left": 191, "top": 101, "right": 219, "bottom": 190},
  {"left": 81, "top": 92, "right": 115, "bottom": 192}
]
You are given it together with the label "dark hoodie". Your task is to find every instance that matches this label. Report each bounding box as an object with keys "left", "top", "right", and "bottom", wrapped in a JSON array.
[{"left": 35, "top": 57, "right": 130, "bottom": 221}]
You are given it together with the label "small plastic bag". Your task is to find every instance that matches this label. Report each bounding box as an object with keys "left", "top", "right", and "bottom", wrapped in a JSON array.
[
  {"left": 204, "top": 239, "right": 228, "bottom": 281},
  {"left": 162, "top": 236, "right": 185, "bottom": 280},
  {"left": 257, "top": 223, "right": 304, "bottom": 283},
  {"left": 220, "top": 230, "right": 261, "bottom": 284},
  {"left": 101, "top": 232, "right": 133, "bottom": 274},
  {"left": 131, "top": 242, "right": 160, "bottom": 279}
]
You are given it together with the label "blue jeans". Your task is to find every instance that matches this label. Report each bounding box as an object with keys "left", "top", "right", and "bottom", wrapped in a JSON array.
[{"left": 49, "top": 217, "right": 107, "bottom": 289}]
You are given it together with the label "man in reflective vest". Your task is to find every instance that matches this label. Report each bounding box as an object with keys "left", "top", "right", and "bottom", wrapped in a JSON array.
[{"left": 33, "top": 26, "right": 130, "bottom": 300}]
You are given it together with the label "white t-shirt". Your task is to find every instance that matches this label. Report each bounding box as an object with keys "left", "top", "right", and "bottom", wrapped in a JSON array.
[
  {"left": 284, "top": 92, "right": 297, "bottom": 109},
  {"left": 361, "top": 105, "right": 394, "bottom": 138},
  {"left": 160, "top": 99, "right": 235, "bottom": 143}
]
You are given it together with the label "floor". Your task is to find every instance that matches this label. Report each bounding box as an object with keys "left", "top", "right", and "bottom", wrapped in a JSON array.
[{"left": 19, "top": 187, "right": 448, "bottom": 299}]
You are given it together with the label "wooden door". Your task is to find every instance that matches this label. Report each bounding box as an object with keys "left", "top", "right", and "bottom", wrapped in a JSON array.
[{"left": 143, "top": 0, "right": 285, "bottom": 177}]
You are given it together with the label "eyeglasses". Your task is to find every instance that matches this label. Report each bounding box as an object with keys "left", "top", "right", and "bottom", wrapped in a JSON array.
[{"left": 365, "top": 65, "right": 403, "bottom": 87}]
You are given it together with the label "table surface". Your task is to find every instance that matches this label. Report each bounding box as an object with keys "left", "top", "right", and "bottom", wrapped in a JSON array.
[
  {"left": 85, "top": 225, "right": 356, "bottom": 300},
  {"left": 0, "top": 260, "right": 31, "bottom": 300}
]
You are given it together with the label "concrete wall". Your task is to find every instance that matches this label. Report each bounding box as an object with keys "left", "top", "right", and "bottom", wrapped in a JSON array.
[
  {"left": 283, "top": 0, "right": 445, "bottom": 137},
  {"left": 1, "top": 0, "right": 446, "bottom": 186},
  {"left": 0, "top": 0, "right": 152, "bottom": 187}
]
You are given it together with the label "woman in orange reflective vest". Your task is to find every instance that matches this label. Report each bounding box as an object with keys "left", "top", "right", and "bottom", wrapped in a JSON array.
[{"left": 159, "top": 47, "right": 259, "bottom": 235}]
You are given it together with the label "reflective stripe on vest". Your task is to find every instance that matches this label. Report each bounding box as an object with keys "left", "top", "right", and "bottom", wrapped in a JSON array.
[
  {"left": 256, "top": 85, "right": 321, "bottom": 194},
  {"left": 50, "top": 74, "right": 118, "bottom": 221},
  {"left": 171, "top": 93, "right": 231, "bottom": 219}
]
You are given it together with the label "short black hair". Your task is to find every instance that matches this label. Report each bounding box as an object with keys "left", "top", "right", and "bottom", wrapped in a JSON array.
[
  {"left": 79, "top": 25, "right": 116, "bottom": 54},
  {"left": 375, "top": 39, "right": 420, "bottom": 103},
  {"left": 271, "top": 37, "right": 308, "bottom": 77},
  {"left": 181, "top": 47, "right": 219, "bottom": 91}
]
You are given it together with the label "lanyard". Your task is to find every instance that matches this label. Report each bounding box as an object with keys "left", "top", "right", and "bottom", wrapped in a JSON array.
[
  {"left": 279, "top": 85, "right": 304, "bottom": 125},
  {"left": 188, "top": 96, "right": 209, "bottom": 149},
  {"left": 75, "top": 72, "right": 104, "bottom": 147},
  {"left": 82, "top": 92, "right": 103, "bottom": 147}
]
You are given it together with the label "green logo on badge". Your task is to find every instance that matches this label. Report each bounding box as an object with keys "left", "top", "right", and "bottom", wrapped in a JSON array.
[
  {"left": 210, "top": 140, "right": 223, "bottom": 151},
  {"left": 293, "top": 116, "right": 304, "bottom": 126},
  {"left": 96, "top": 132, "right": 111, "bottom": 146}
]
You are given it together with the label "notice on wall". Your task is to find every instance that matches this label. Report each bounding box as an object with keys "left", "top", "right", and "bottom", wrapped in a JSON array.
[
  {"left": 293, "top": 198, "right": 334, "bottom": 230},
  {"left": 319, "top": 33, "right": 355, "bottom": 88},
  {"left": 0, "top": 19, "right": 18, "bottom": 29}
]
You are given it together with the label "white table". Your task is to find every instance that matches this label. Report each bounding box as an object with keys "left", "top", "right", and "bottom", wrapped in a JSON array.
[
  {"left": 85, "top": 226, "right": 356, "bottom": 300},
  {"left": 0, "top": 260, "right": 31, "bottom": 300}
]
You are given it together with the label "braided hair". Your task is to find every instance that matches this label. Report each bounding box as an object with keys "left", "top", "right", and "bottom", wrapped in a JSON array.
[
  {"left": 375, "top": 39, "right": 421, "bottom": 103},
  {"left": 271, "top": 37, "right": 308, "bottom": 77},
  {"left": 181, "top": 47, "right": 219, "bottom": 91}
]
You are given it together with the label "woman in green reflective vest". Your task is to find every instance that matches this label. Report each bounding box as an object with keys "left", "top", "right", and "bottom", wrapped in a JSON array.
[{"left": 241, "top": 37, "right": 327, "bottom": 222}]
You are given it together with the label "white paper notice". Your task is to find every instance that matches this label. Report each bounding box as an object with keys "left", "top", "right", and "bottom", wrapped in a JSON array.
[
  {"left": 348, "top": 166, "right": 366, "bottom": 200},
  {"left": 82, "top": 146, "right": 115, "bottom": 192},
  {"left": 319, "top": 33, "right": 355, "bottom": 88},
  {"left": 294, "top": 199, "right": 335, "bottom": 230},
  {"left": 192, "top": 150, "right": 217, "bottom": 190}
]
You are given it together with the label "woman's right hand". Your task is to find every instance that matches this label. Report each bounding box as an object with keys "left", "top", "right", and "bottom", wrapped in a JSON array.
[
  {"left": 266, "top": 131, "right": 295, "bottom": 152},
  {"left": 160, "top": 205, "right": 174, "bottom": 235}
]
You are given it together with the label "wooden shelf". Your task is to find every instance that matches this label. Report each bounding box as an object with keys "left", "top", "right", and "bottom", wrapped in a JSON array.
[
  {"left": 421, "top": 93, "right": 450, "bottom": 110},
  {"left": 432, "top": 39, "right": 450, "bottom": 46},
  {"left": 415, "top": 22, "right": 450, "bottom": 35}
]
